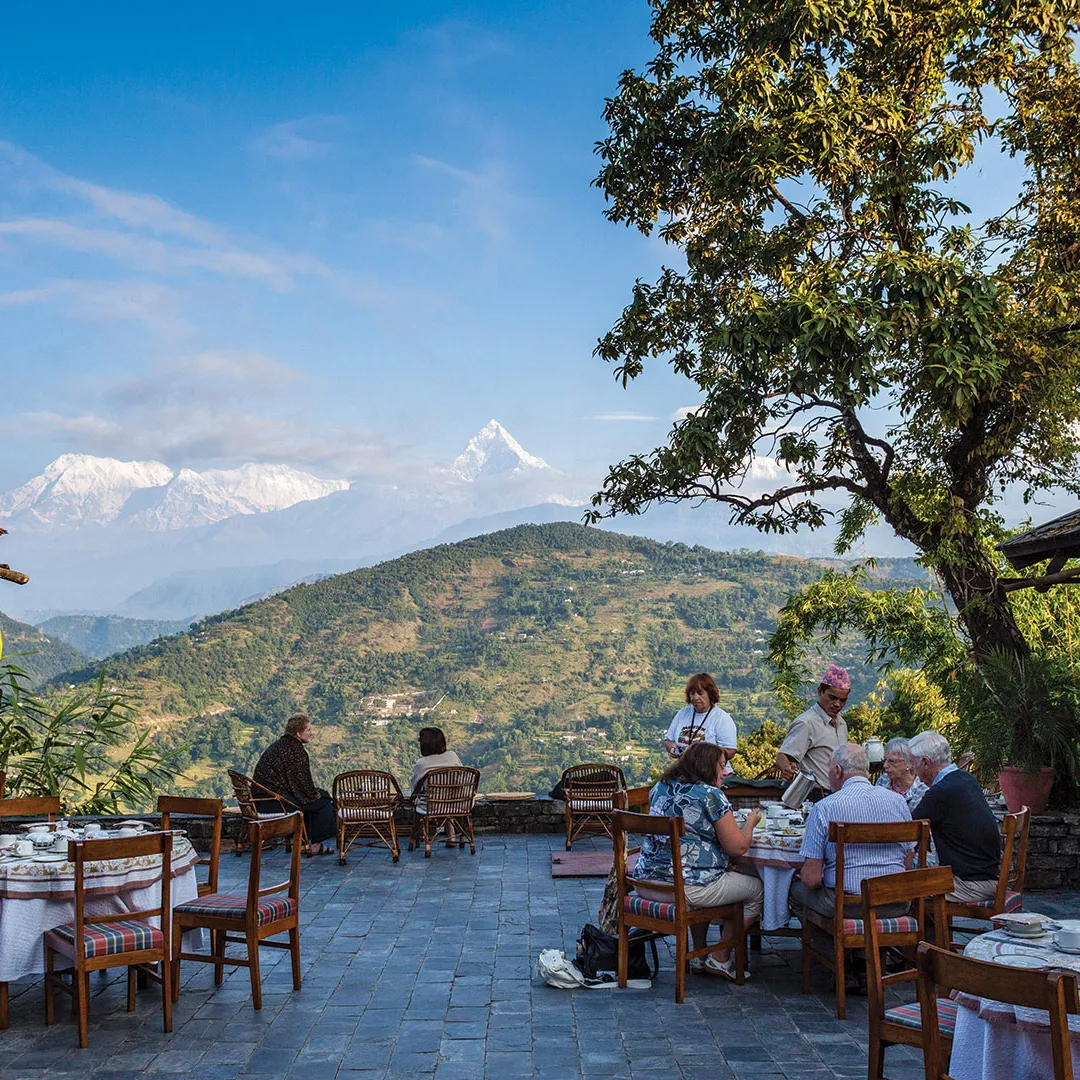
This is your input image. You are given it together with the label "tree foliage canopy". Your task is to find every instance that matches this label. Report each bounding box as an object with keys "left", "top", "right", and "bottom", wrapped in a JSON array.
[{"left": 588, "top": 0, "right": 1080, "bottom": 668}]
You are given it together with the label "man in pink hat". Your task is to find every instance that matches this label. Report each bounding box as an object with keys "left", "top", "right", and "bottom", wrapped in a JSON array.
[{"left": 775, "top": 664, "right": 851, "bottom": 792}]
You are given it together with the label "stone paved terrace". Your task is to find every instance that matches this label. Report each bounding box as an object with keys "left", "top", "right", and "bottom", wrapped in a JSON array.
[{"left": 3, "top": 834, "right": 1079, "bottom": 1080}]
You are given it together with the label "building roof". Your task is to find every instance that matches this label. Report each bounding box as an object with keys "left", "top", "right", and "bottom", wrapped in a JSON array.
[{"left": 998, "top": 508, "right": 1080, "bottom": 571}]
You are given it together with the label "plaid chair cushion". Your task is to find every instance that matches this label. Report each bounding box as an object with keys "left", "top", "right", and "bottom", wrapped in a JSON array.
[
  {"left": 174, "top": 893, "right": 297, "bottom": 926},
  {"left": 48, "top": 919, "right": 163, "bottom": 957},
  {"left": 973, "top": 890, "right": 1022, "bottom": 912},
  {"left": 624, "top": 895, "right": 676, "bottom": 921},
  {"left": 885, "top": 998, "right": 958, "bottom": 1036},
  {"left": 842, "top": 916, "right": 919, "bottom": 935}
]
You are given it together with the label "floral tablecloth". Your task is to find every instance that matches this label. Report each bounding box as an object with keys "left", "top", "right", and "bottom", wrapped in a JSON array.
[
  {"left": 948, "top": 928, "right": 1080, "bottom": 1080},
  {"left": 0, "top": 835, "right": 200, "bottom": 982},
  {"left": 734, "top": 828, "right": 804, "bottom": 931}
]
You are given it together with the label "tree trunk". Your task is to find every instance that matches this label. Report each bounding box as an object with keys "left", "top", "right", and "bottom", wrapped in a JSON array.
[{"left": 937, "top": 562, "right": 1031, "bottom": 668}]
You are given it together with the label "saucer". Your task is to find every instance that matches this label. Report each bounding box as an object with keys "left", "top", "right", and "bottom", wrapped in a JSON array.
[
  {"left": 1004, "top": 926, "right": 1049, "bottom": 939},
  {"left": 1055, "top": 938, "right": 1080, "bottom": 955},
  {"left": 32, "top": 853, "right": 68, "bottom": 863},
  {"left": 997, "top": 953, "right": 1047, "bottom": 969}
]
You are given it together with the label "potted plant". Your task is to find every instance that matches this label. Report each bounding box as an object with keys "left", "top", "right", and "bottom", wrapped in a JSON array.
[{"left": 959, "top": 652, "right": 1080, "bottom": 814}]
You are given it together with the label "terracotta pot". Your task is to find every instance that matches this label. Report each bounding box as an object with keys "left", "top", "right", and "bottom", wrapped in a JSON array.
[{"left": 997, "top": 765, "right": 1055, "bottom": 815}]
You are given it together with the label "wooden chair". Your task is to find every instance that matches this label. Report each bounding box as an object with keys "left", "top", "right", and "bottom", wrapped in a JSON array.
[
  {"left": 408, "top": 766, "right": 480, "bottom": 857},
  {"left": 228, "top": 769, "right": 310, "bottom": 856},
  {"left": 754, "top": 765, "right": 784, "bottom": 780},
  {"left": 43, "top": 833, "right": 173, "bottom": 1048},
  {"left": 561, "top": 763, "right": 626, "bottom": 850},
  {"left": 863, "top": 866, "right": 956, "bottom": 1079},
  {"left": 0, "top": 794, "right": 60, "bottom": 829},
  {"left": 158, "top": 795, "right": 223, "bottom": 897},
  {"left": 946, "top": 805, "right": 1030, "bottom": 947},
  {"left": 916, "top": 941, "right": 1080, "bottom": 1080},
  {"left": 171, "top": 813, "right": 302, "bottom": 1011},
  {"left": 800, "top": 819, "right": 930, "bottom": 1019},
  {"left": 625, "top": 785, "right": 652, "bottom": 814},
  {"left": 611, "top": 807, "right": 747, "bottom": 1004},
  {"left": 333, "top": 769, "right": 404, "bottom": 864},
  {"left": 0, "top": 769, "right": 5, "bottom": 797},
  {"left": 0, "top": 795, "right": 61, "bottom": 1028}
]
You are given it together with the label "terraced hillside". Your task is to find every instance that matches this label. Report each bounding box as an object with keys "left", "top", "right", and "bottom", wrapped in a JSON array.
[{"left": 51, "top": 524, "right": 920, "bottom": 797}]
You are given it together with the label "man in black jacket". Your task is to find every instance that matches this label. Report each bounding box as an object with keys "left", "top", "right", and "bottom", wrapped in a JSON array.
[{"left": 909, "top": 730, "right": 1000, "bottom": 903}]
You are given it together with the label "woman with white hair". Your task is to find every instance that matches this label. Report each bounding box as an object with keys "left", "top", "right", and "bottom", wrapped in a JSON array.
[{"left": 874, "top": 737, "right": 928, "bottom": 809}]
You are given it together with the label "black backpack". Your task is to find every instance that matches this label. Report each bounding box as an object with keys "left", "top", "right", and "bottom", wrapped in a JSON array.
[{"left": 573, "top": 923, "right": 659, "bottom": 982}]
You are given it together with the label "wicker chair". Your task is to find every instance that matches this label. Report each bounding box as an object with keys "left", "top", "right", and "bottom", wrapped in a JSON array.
[
  {"left": 408, "top": 766, "right": 480, "bottom": 858},
  {"left": 228, "top": 770, "right": 310, "bottom": 856},
  {"left": 561, "top": 763, "right": 626, "bottom": 850},
  {"left": 333, "top": 770, "right": 404, "bottom": 864}
]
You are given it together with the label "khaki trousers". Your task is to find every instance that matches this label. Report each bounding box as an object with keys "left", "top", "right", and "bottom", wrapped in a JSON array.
[{"left": 638, "top": 870, "right": 764, "bottom": 924}]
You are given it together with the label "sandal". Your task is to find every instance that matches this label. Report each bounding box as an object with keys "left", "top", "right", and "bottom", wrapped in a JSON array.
[{"left": 701, "top": 955, "right": 749, "bottom": 982}]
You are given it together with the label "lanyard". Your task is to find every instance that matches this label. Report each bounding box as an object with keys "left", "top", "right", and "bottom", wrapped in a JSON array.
[{"left": 685, "top": 706, "right": 713, "bottom": 742}]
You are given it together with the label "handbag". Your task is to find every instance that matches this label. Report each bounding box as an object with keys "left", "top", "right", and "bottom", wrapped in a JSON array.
[{"left": 574, "top": 923, "right": 659, "bottom": 981}]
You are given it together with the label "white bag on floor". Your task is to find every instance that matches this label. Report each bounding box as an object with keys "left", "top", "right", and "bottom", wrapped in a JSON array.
[{"left": 537, "top": 949, "right": 586, "bottom": 988}]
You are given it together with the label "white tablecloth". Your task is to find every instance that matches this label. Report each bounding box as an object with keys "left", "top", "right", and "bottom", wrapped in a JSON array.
[
  {"left": 735, "top": 828, "right": 803, "bottom": 931},
  {"left": 0, "top": 837, "right": 201, "bottom": 982},
  {"left": 951, "top": 929, "right": 1080, "bottom": 1080}
]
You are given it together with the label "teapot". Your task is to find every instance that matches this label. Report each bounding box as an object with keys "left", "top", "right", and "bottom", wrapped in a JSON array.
[
  {"left": 864, "top": 737, "right": 885, "bottom": 766},
  {"left": 782, "top": 771, "right": 817, "bottom": 809}
]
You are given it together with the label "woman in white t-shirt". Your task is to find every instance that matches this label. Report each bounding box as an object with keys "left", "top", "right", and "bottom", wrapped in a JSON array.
[
  {"left": 410, "top": 726, "right": 464, "bottom": 843},
  {"left": 663, "top": 673, "right": 738, "bottom": 761}
]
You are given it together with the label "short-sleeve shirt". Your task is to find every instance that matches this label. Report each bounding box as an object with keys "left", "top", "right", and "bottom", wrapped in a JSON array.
[
  {"left": 665, "top": 705, "right": 738, "bottom": 751},
  {"left": 634, "top": 779, "right": 734, "bottom": 886},
  {"left": 778, "top": 702, "right": 848, "bottom": 788},
  {"left": 799, "top": 776, "right": 913, "bottom": 891}
]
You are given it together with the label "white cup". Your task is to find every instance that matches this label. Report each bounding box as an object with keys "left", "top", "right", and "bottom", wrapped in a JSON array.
[
  {"left": 14, "top": 840, "right": 34, "bottom": 858},
  {"left": 52, "top": 837, "right": 69, "bottom": 854},
  {"left": 117, "top": 827, "right": 138, "bottom": 838},
  {"left": 0, "top": 833, "right": 16, "bottom": 849},
  {"left": 83, "top": 822, "right": 102, "bottom": 835},
  {"left": 1058, "top": 927, "right": 1080, "bottom": 950}
]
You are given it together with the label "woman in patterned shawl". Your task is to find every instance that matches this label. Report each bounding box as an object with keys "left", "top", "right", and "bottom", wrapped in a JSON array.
[{"left": 633, "top": 742, "right": 764, "bottom": 981}]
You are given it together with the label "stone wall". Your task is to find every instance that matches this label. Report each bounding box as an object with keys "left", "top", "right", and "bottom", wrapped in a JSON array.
[{"left": 1025, "top": 811, "right": 1080, "bottom": 890}]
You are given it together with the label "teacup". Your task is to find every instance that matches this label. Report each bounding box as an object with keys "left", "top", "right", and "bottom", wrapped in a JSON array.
[
  {"left": 83, "top": 823, "right": 103, "bottom": 836},
  {"left": 117, "top": 827, "right": 138, "bottom": 838},
  {"left": 0, "top": 833, "right": 17, "bottom": 850},
  {"left": 14, "top": 840, "right": 34, "bottom": 858},
  {"left": 52, "top": 837, "right": 70, "bottom": 854},
  {"left": 1057, "top": 926, "right": 1080, "bottom": 951}
]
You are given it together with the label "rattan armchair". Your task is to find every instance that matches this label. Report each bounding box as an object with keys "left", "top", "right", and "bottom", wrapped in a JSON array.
[
  {"left": 333, "top": 769, "right": 404, "bottom": 864},
  {"left": 228, "top": 770, "right": 310, "bottom": 856},
  {"left": 408, "top": 766, "right": 480, "bottom": 858},
  {"left": 561, "top": 763, "right": 626, "bottom": 850}
]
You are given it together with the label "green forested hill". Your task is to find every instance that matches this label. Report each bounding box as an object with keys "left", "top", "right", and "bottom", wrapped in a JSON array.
[
  {"left": 0, "top": 610, "right": 91, "bottom": 685},
  {"left": 51, "top": 524, "right": 923, "bottom": 797}
]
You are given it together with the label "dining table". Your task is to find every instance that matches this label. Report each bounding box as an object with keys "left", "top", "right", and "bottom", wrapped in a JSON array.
[
  {"left": 734, "top": 824, "right": 805, "bottom": 932},
  {"left": 951, "top": 926, "right": 1080, "bottom": 1080},
  {"left": 0, "top": 831, "right": 201, "bottom": 983}
]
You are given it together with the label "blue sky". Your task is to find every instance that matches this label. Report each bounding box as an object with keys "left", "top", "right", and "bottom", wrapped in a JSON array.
[
  {"left": 0, "top": 1, "right": 1040, "bottom": 521},
  {"left": 0, "top": 1, "right": 684, "bottom": 492}
]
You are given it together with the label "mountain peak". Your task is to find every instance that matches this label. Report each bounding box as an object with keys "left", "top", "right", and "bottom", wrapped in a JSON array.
[{"left": 451, "top": 420, "right": 553, "bottom": 482}]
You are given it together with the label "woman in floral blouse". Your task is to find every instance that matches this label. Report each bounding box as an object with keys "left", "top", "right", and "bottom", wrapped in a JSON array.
[{"left": 634, "top": 742, "right": 764, "bottom": 981}]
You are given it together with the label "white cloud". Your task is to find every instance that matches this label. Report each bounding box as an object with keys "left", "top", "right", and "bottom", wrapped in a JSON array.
[
  {"left": 672, "top": 405, "right": 702, "bottom": 420},
  {"left": 583, "top": 412, "right": 659, "bottom": 422},
  {"left": 251, "top": 118, "right": 344, "bottom": 161},
  {"left": 414, "top": 154, "right": 523, "bottom": 245},
  {"left": 0, "top": 279, "right": 187, "bottom": 332}
]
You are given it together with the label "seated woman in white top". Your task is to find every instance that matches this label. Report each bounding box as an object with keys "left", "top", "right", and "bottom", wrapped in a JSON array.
[{"left": 410, "top": 726, "right": 463, "bottom": 843}]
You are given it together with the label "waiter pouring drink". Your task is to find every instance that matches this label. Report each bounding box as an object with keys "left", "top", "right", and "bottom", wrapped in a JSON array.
[{"left": 775, "top": 664, "right": 850, "bottom": 798}]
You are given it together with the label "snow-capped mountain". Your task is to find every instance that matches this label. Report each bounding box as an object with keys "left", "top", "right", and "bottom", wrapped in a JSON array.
[
  {"left": 0, "top": 454, "right": 173, "bottom": 527},
  {"left": 0, "top": 455, "right": 349, "bottom": 531},
  {"left": 119, "top": 464, "right": 349, "bottom": 530},
  {"left": 450, "top": 419, "right": 555, "bottom": 482}
]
